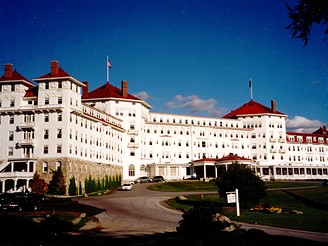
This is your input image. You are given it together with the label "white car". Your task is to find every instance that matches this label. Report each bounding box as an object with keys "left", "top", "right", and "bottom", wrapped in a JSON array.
[{"left": 121, "top": 183, "right": 133, "bottom": 191}]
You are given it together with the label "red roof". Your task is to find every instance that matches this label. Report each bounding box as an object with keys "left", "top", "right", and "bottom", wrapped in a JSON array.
[
  {"left": 24, "top": 86, "right": 38, "bottom": 98},
  {"left": 312, "top": 126, "right": 327, "bottom": 135},
  {"left": 35, "top": 67, "right": 71, "bottom": 79},
  {"left": 82, "top": 82, "right": 140, "bottom": 100},
  {"left": 193, "top": 158, "right": 217, "bottom": 163},
  {"left": 216, "top": 153, "right": 251, "bottom": 162},
  {"left": 223, "top": 100, "right": 284, "bottom": 119},
  {"left": 0, "top": 69, "right": 34, "bottom": 87}
]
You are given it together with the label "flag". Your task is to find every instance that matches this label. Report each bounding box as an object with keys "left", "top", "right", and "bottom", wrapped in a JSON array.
[
  {"left": 107, "top": 59, "right": 112, "bottom": 68},
  {"left": 249, "top": 79, "right": 252, "bottom": 88}
]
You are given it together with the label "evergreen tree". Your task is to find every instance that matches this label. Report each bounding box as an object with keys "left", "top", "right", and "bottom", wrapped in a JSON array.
[
  {"left": 48, "top": 167, "right": 66, "bottom": 195},
  {"left": 68, "top": 176, "right": 77, "bottom": 196}
]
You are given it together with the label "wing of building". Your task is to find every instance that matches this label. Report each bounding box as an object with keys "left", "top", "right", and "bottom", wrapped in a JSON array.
[{"left": 0, "top": 61, "right": 327, "bottom": 194}]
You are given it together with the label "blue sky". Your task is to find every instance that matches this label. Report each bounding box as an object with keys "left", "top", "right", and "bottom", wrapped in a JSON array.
[{"left": 1, "top": 0, "right": 327, "bottom": 132}]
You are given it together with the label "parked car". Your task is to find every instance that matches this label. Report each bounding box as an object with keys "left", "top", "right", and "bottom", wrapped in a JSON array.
[
  {"left": 152, "top": 176, "right": 165, "bottom": 182},
  {"left": 0, "top": 193, "right": 22, "bottom": 211},
  {"left": 0, "top": 192, "right": 44, "bottom": 212},
  {"left": 134, "top": 176, "right": 151, "bottom": 183},
  {"left": 121, "top": 183, "right": 133, "bottom": 191}
]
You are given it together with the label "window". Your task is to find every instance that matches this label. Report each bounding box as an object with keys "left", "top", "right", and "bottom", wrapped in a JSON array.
[
  {"left": 45, "top": 97, "right": 49, "bottom": 105},
  {"left": 8, "top": 147, "right": 13, "bottom": 156},
  {"left": 42, "top": 162, "right": 48, "bottom": 172},
  {"left": 43, "top": 130, "right": 49, "bottom": 139},
  {"left": 58, "top": 97, "right": 62, "bottom": 104},
  {"left": 57, "top": 145, "right": 62, "bottom": 154},
  {"left": 9, "top": 115, "right": 14, "bottom": 124},
  {"left": 58, "top": 82, "right": 62, "bottom": 89},
  {"left": 130, "top": 150, "right": 135, "bottom": 156},
  {"left": 9, "top": 131, "right": 14, "bottom": 141},
  {"left": 44, "top": 114, "right": 49, "bottom": 122},
  {"left": 57, "top": 129, "right": 62, "bottom": 138},
  {"left": 11, "top": 85, "right": 15, "bottom": 91},
  {"left": 10, "top": 100, "right": 15, "bottom": 107},
  {"left": 57, "top": 113, "right": 62, "bottom": 121},
  {"left": 128, "top": 164, "right": 135, "bottom": 176},
  {"left": 43, "top": 145, "right": 48, "bottom": 154}
]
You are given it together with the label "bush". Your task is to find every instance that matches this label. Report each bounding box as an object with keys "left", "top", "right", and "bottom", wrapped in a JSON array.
[
  {"left": 216, "top": 163, "right": 266, "bottom": 208},
  {"left": 177, "top": 206, "right": 226, "bottom": 236}
]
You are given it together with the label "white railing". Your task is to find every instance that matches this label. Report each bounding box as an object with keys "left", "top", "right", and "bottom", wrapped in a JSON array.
[
  {"left": 128, "top": 143, "right": 139, "bottom": 148},
  {"left": 19, "top": 139, "right": 35, "bottom": 146}
]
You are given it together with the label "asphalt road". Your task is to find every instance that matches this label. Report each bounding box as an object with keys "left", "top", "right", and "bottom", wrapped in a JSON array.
[{"left": 75, "top": 183, "right": 328, "bottom": 243}]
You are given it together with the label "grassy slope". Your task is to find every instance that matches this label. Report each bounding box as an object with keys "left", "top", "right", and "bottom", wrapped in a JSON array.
[{"left": 150, "top": 181, "right": 328, "bottom": 233}]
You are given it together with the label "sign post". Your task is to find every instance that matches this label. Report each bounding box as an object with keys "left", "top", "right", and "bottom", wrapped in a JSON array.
[{"left": 226, "top": 188, "right": 240, "bottom": 216}]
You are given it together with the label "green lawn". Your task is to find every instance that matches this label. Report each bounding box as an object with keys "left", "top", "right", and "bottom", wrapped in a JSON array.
[{"left": 151, "top": 180, "right": 328, "bottom": 233}]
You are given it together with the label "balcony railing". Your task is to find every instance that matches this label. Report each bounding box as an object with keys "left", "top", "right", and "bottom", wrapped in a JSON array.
[
  {"left": 18, "top": 122, "right": 35, "bottom": 130},
  {"left": 128, "top": 143, "right": 139, "bottom": 148},
  {"left": 128, "top": 130, "right": 139, "bottom": 135},
  {"left": 18, "top": 139, "right": 35, "bottom": 146}
]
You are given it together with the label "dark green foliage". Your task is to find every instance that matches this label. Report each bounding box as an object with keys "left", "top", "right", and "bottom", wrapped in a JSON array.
[
  {"left": 48, "top": 167, "right": 66, "bottom": 195},
  {"left": 78, "top": 181, "right": 82, "bottom": 195},
  {"left": 216, "top": 163, "right": 267, "bottom": 208},
  {"left": 84, "top": 174, "right": 121, "bottom": 194},
  {"left": 286, "top": 0, "right": 328, "bottom": 45},
  {"left": 177, "top": 206, "right": 227, "bottom": 236},
  {"left": 68, "top": 177, "right": 77, "bottom": 196}
]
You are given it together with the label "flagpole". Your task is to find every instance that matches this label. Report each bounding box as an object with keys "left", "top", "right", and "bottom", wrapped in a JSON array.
[
  {"left": 106, "top": 55, "right": 109, "bottom": 82},
  {"left": 249, "top": 78, "right": 253, "bottom": 100}
]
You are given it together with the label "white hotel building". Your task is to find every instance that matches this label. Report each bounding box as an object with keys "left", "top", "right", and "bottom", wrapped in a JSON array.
[{"left": 0, "top": 61, "right": 327, "bottom": 193}]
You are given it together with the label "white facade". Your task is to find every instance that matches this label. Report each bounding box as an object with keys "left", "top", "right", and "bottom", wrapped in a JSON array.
[{"left": 0, "top": 61, "right": 327, "bottom": 193}]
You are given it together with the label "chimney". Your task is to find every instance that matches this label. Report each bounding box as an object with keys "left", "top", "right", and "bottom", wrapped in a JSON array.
[
  {"left": 121, "top": 80, "right": 128, "bottom": 98},
  {"left": 271, "top": 100, "right": 277, "bottom": 113},
  {"left": 82, "top": 81, "right": 89, "bottom": 98},
  {"left": 4, "top": 64, "right": 13, "bottom": 78},
  {"left": 51, "top": 60, "right": 59, "bottom": 76}
]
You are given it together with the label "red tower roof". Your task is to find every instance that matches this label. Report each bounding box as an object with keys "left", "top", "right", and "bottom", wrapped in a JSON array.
[
  {"left": 223, "top": 99, "right": 285, "bottom": 119},
  {"left": 82, "top": 82, "right": 140, "bottom": 100}
]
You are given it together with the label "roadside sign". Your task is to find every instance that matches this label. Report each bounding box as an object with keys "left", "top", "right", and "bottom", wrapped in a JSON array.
[
  {"left": 227, "top": 193, "right": 236, "bottom": 203},
  {"left": 226, "top": 188, "right": 240, "bottom": 216}
]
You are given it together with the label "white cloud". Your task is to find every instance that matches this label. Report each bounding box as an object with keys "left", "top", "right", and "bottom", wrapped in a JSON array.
[
  {"left": 286, "top": 116, "right": 325, "bottom": 133},
  {"left": 165, "top": 94, "right": 226, "bottom": 117},
  {"left": 134, "top": 91, "right": 150, "bottom": 101}
]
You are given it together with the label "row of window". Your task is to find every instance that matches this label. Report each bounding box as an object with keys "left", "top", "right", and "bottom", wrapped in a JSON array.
[
  {"left": 145, "top": 127, "right": 253, "bottom": 139},
  {"left": 68, "top": 145, "right": 122, "bottom": 163},
  {"left": 288, "top": 135, "right": 327, "bottom": 144},
  {"left": 260, "top": 167, "right": 328, "bottom": 176},
  {"left": 151, "top": 116, "right": 239, "bottom": 128}
]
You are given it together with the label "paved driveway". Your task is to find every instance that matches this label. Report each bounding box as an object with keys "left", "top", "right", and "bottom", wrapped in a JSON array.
[{"left": 75, "top": 183, "right": 186, "bottom": 236}]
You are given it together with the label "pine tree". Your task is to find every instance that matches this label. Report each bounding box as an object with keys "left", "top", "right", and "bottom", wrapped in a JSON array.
[{"left": 48, "top": 167, "right": 66, "bottom": 195}]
